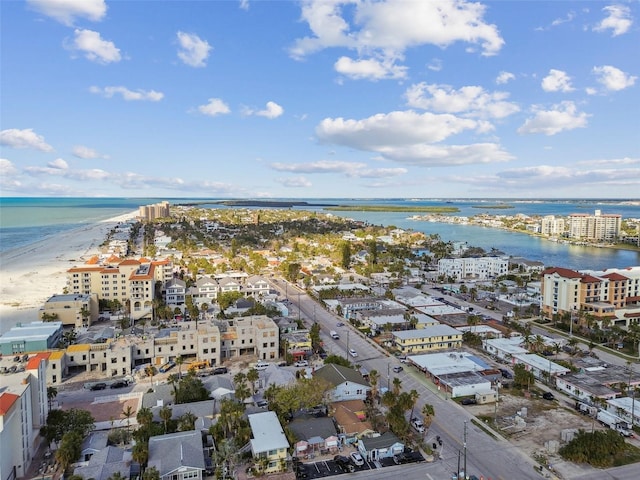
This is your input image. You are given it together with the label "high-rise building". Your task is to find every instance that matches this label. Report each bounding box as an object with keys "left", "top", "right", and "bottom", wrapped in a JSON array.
[{"left": 567, "top": 210, "right": 621, "bottom": 241}]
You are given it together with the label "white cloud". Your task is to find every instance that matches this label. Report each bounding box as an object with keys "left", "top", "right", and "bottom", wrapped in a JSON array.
[
  {"left": 256, "top": 101, "right": 284, "bottom": 119},
  {"left": 427, "top": 58, "right": 442, "bottom": 72},
  {"left": 89, "top": 86, "right": 164, "bottom": 101},
  {"left": 592, "top": 65, "right": 637, "bottom": 91},
  {"left": 593, "top": 5, "right": 633, "bottom": 36},
  {"left": 0, "top": 158, "right": 19, "bottom": 176},
  {"left": 72, "top": 145, "right": 108, "bottom": 159},
  {"left": 317, "top": 110, "right": 479, "bottom": 149},
  {"left": 27, "top": 0, "right": 107, "bottom": 26},
  {"left": 496, "top": 163, "right": 640, "bottom": 189},
  {"left": 239, "top": 0, "right": 250, "bottom": 11},
  {"left": 197, "top": 98, "right": 231, "bottom": 117},
  {"left": 496, "top": 71, "right": 515, "bottom": 85},
  {"left": 48, "top": 158, "right": 69, "bottom": 169},
  {"left": 270, "top": 160, "right": 406, "bottom": 178},
  {"left": 334, "top": 56, "right": 407, "bottom": 80},
  {"left": 177, "top": 32, "right": 212, "bottom": 68},
  {"left": 518, "top": 101, "right": 589, "bottom": 136},
  {"left": 275, "top": 176, "right": 312, "bottom": 188},
  {"left": 70, "top": 29, "right": 121, "bottom": 64},
  {"left": 541, "top": 69, "right": 574, "bottom": 92},
  {"left": 380, "top": 143, "right": 513, "bottom": 166},
  {"left": 290, "top": 0, "right": 504, "bottom": 79},
  {"left": 405, "top": 83, "right": 519, "bottom": 119},
  {"left": 0, "top": 128, "right": 54, "bottom": 152}
]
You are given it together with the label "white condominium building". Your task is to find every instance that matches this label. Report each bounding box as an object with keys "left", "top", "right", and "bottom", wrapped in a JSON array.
[{"left": 438, "top": 256, "right": 509, "bottom": 281}]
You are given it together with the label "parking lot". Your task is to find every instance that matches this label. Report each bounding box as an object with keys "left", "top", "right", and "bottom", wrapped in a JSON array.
[{"left": 294, "top": 450, "right": 424, "bottom": 479}]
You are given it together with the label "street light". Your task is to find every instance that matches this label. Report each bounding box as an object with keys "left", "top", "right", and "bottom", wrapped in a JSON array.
[{"left": 387, "top": 363, "right": 390, "bottom": 390}]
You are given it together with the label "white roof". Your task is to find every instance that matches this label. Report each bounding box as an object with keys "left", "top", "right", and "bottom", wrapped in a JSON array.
[
  {"left": 513, "top": 353, "right": 570, "bottom": 375},
  {"left": 409, "top": 351, "right": 489, "bottom": 376},
  {"left": 249, "top": 411, "right": 289, "bottom": 454}
]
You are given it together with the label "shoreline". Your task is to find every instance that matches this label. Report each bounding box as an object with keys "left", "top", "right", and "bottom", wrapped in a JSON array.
[{"left": 0, "top": 210, "right": 139, "bottom": 335}]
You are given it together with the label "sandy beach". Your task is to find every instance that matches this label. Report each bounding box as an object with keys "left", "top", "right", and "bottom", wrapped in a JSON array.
[{"left": 0, "top": 211, "right": 139, "bottom": 335}]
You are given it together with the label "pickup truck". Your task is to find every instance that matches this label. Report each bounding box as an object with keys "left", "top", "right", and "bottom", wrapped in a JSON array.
[{"left": 411, "top": 417, "right": 425, "bottom": 433}]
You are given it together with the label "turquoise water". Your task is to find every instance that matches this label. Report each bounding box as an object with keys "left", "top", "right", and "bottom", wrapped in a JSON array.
[{"left": 0, "top": 197, "right": 638, "bottom": 270}]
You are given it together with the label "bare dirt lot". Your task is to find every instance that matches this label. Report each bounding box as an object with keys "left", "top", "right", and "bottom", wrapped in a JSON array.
[
  {"left": 61, "top": 396, "right": 140, "bottom": 424},
  {"left": 467, "top": 390, "right": 608, "bottom": 478}
]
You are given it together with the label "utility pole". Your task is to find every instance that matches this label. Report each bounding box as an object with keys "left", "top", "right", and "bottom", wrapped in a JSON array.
[
  {"left": 463, "top": 420, "right": 467, "bottom": 480},
  {"left": 494, "top": 381, "right": 500, "bottom": 425}
]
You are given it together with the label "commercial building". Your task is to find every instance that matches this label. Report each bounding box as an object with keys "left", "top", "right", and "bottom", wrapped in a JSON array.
[
  {"left": 139, "top": 201, "right": 170, "bottom": 221},
  {"left": 0, "top": 321, "right": 63, "bottom": 356},
  {"left": 392, "top": 324, "right": 462, "bottom": 354}
]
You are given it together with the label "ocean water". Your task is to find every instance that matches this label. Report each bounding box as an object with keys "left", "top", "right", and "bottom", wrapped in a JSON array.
[{"left": 1, "top": 197, "right": 638, "bottom": 271}]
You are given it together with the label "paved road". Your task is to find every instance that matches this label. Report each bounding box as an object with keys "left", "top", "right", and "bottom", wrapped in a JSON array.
[{"left": 279, "top": 280, "right": 542, "bottom": 480}]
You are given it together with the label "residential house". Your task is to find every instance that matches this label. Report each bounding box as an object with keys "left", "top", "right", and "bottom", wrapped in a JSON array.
[
  {"left": 313, "top": 364, "right": 370, "bottom": 402},
  {"left": 248, "top": 411, "right": 289, "bottom": 473},
  {"left": 148, "top": 430, "right": 206, "bottom": 480},
  {"left": 358, "top": 432, "right": 404, "bottom": 462},
  {"left": 165, "top": 278, "right": 186, "bottom": 306},
  {"left": 244, "top": 276, "right": 271, "bottom": 298},
  {"left": 73, "top": 446, "right": 133, "bottom": 480}
]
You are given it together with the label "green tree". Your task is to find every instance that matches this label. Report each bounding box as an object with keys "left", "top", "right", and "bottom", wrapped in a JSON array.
[
  {"left": 246, "top": 368, "right": 259, "bottom": 395},
  {"left": 160, "top": 405, "right": 172, "bottom": 433},
  {"left": 47, "top": 386, "right": 58, "bottom": 410},
  {"left": 136, "top": 406, "right": 153, "bottom": 429},
  {"left": 513, "top": 363, "right": 535, "bottom": 390},
  {"left": 177, "top": 411, "right": 197, "bottom": 431},
  {"left": 340, "top": 242, "right": 352, "bottom": 269},
  {"left": 55, "top": 431, "right": 83, "bottom": 472},
  {"left": 323, "top": 354, "right": 351, "bottom": 367},
  {"left": 421, "top": 403, "right": 435, "bottom": 430},
  {"left": 122, "top": 405, "right": 135, "bottom": 433},
  {"left": 132, "top": 441, "right": 149, "bottom": 471},
  {"left": 143, "top": 467, "right": 160, "bottom": 480}
]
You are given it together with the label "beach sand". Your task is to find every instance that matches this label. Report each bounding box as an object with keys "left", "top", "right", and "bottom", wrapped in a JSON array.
[{"left": 0, "top": 211, "right": 139, "bottom": 334}]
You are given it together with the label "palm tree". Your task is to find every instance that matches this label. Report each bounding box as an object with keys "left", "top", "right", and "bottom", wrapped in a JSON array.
[
  {"left": 136, "top": 406, "right": 153, "bottom": 429},
  {"left": 132, "top": 441, "right": 149, "bottom": 472},
  {"left": 168, "top": 373, "right": 180, "bottom": 403},
  {"left": 407, "top": 389, "right": 419, "bottom": 421},
  {"left": 392, "top": 377, "right": 402, "bottom": 396},
  {"left": 176, "top": 355, "right": 184, "bottom": 377},
  {"left": 122, "top": 405, "right": 134, "bottom": 434},
  {"left": 145, "top": 364, "right": 155, "bottom": 385},
  {"left": 160, "top": 405, "right": 172, "bottom": 433},
  {"left": 177, "top": 411, "right": 197, "bottom": 431},
  {"left": 421, "top": 403, "right": 435, "bottom": 430},
  {"left": 246, "top": 368, "right": 259, "bottom": 395},
  {"left": 368, "top": 369, "right": 380, "bottom": 403},
  {"left": 47, "top": 386, "right": 58, "bottom": 410},
  {"left": 143, "top": 467, "right": 160, "bottom": 480}
]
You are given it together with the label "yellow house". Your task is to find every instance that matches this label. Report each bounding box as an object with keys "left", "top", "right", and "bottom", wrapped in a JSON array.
[
  {"left": 248, "top": 411, "right": 289, "bottom": 473},
  {"left": 392, "top": 325, "right": 462, "bottom": 354}
]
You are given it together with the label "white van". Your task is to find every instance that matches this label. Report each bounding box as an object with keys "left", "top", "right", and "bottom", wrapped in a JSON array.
[{"left": 255, "top": 362, "right": 270, "bottom": 371}]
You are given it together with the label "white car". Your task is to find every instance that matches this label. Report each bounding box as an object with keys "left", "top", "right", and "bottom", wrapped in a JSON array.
[
  {"left": 294, "top": 360, "right": 309, "bottom": 367},
  {"left": 411, "top": 418, "right": 425, "bottom": 433},
  {"left": 348, "top": 348, "right": 358, "bottom": 357},
  {"left": 254, "top": 362, "right": 270, "bottom": 371},
  {"left": 350, "top": 452, "right": 365, "bottom": 466}
]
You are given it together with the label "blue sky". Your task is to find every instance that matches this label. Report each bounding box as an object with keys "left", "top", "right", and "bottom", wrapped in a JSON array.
[{"left": 1, "top": 0, "right": 638, "bottom": 199}]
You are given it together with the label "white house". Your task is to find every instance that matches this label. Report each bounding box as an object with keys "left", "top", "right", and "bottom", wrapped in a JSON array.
[{"left": 313, "top": 364, "right": 370, "bottom": 402}]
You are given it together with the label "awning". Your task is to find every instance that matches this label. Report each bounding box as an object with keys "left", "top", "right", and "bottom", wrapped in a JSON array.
[{"left": 295, "top": 440, "right": 308, "bottom": 452}]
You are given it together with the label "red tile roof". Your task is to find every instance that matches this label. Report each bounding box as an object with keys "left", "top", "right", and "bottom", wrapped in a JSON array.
[
  {"left": 542, "top": 267, "right": 582, "bottom": 278},
  {"left": 26, "top": 352, "right": 51, "bottom": 370},
  {"left": 602, "top": 272, "right": 629, "bottom": 281},
  {"left": 0, "top": 393, "right": 20, "bottom": 415}
]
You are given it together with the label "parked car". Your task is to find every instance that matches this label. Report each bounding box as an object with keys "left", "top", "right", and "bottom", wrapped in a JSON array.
[
  {"left": 294, "top": 360, "right": 309, "bottom": 367},
  {"left": 461, "top": 397, "right": 477, "bottom": 405},
  {"left": 350, "top": 451, "right": 365, "bottom": 467},
  {"left": 393, "top": 365, "right": 404, "bottom": 373},
  {"left": 349, "top": 348, "right": 358, "bottom": 357},
  {"left": 255, "top": 362, "right": 270, "bottom": 371},
  {"left": 110, "top": 381, "right": 128, "bottom": 389},
  {"left": 543, "top": 392, "right": 555, "bottom": 400},
  {"left": 336, "top": 322, "right": 345, "bottom": 327},
  {"left": 399, "top": 355, "right": 408, "bottom": 363},
  {"left": 499, "top": 368, "right": 513, "bottom": 379},
  {"left": 90, "top": 383, "right": 107, "bottom": 391},
  {"left": 334, "top": 455, "right": 355, "bottom": 473},
  {"left": 411, "top": 417, "right": 425, "bottom": 433},
  {"left": 213, "top": 366, "right": 228, "bottom": 375}
]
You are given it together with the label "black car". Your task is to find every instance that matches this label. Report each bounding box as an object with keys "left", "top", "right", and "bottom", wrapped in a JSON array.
[
  {"left": 110, "top": 381, "right": 127, "bottom": 389},
  {"left": 543, "top": 392, "right": 555, "bottom": 400},
  {"left": 333, "top": 455, "right": 355, "bottom": 473},
  {"left": 213, "top": 367, "right": 228, "bottom": 375},
  {"left": 294, "top": 464, "right": 309, "bottom": 479},
  {"left": 461, "top": 397, "right": 477, "bottom": 405},
  {"left": 90, "top": 382, "right": 107, "bottom": 391}
]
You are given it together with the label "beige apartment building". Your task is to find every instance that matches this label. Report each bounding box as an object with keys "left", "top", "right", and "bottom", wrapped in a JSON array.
[
  {"left": 66, "top": 257, "right": 173, "bottom": 320},
  {"left": 540, "top": 215, "right": 565, "bottom": 236},
  {"left": 40, "top": 293, "right": 99, "bottom": 328},
  {"left": 139, "top": 201, "right": 171, "bottom": 221},
  {"left": 567, "top": 210, "right": 622, "bottom": 241},
  {"left": 43, "top": 316, "right": 277, "bottom": 382},
  {"left": 541, "top": 266, "right": 640, "bottom": 328}
]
